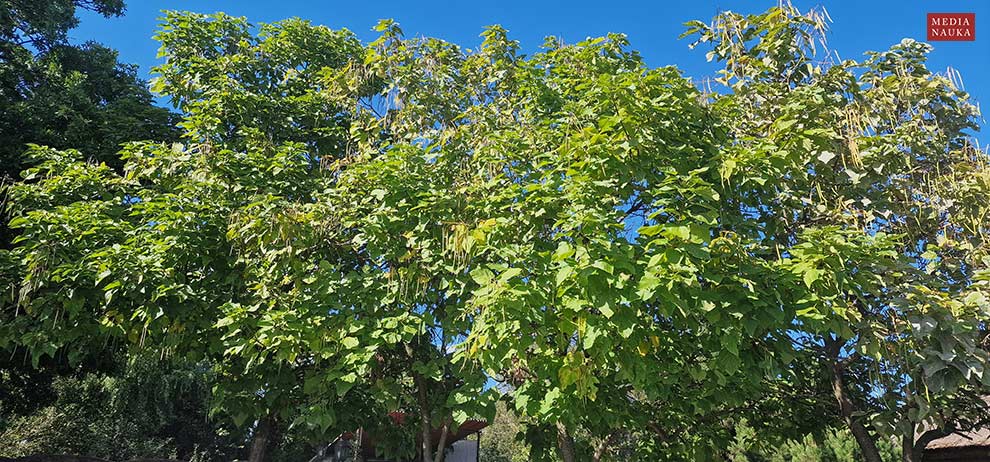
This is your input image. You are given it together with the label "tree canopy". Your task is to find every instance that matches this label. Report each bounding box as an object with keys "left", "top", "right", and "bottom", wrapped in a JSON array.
[{"left": 3, "top": 3, "right": 989, "bottom": 462}]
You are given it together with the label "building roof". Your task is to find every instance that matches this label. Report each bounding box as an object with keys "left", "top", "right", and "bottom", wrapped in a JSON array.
[
  {"left": 927, "top": 428, "right": 990, "bottom": 450},
  {"left": 340, "top": 412, "right": 488, "bottom": 458}
]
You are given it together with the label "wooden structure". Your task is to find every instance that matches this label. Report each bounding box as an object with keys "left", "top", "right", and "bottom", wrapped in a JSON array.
[{"left": 925, "top": 428, "right": 990, "bottom": 461}]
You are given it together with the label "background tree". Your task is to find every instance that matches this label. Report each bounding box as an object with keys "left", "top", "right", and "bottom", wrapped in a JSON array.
[
  {"left": 479, "top": 401, "right": 530, "bottom": 462},
  {"left": 0, "top": 41, "right": 179, "bottom": 179},
  {"left": 0, "top": 0, "right": 123, "bottom": 50},
  {"left": 0, "top": 0, "right": 179, "bottom": 189},
  {"left": 727, "top": 420, "right": 902, "bottom": 462}
]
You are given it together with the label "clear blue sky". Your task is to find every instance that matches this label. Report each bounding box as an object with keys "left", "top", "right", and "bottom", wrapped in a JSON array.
[{"left": 74, "top": 0, "right": 989, "bottom": 144}]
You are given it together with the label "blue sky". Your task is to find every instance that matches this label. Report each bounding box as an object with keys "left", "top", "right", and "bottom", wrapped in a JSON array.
[{"left": 74, "top": 0, "right": 989, "bottom": 144}]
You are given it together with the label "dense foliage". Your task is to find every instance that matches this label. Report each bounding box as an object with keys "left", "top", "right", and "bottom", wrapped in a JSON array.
[
  {"left": 477, "top": 409, "right": 903, "bottom": 462},
  {"left": 2, "top": 2, "right": 988, "bottom": 462},
  {"left": 0, "top": 1, "right": 190, "bottom": 459},
  {"left": 0, "top": 354, "right": 232, "bottom": 461}
]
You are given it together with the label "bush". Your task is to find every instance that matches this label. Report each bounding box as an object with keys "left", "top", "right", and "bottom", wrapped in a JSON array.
[{"left": 0, "top": 355, "right": 237, "bottom": 461}]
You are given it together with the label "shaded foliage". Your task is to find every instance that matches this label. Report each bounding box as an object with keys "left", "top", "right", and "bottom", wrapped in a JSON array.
[{"left": 0, "top": 354, "right": 237, "bottom": 461}]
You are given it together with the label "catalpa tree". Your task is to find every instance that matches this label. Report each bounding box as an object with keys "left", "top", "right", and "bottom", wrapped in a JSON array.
[
  {"left": 4, "top": 4, "right": 989, "bottom": 462},
  {"left": 685, "top": 5, "right": 990, "bottom": 462}
]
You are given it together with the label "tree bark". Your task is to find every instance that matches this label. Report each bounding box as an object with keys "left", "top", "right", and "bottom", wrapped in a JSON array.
[
  {"left": 902, "top": 433, "right": 920, "bottom": 462},
  {"left": 592, "top": 432, "right": 616, "bottom": 462},
  {"left": 826, "top": 339, "right": 883, "bottom": 462},
  {"left": 556, "top": 422, "right": 578, "bottom": 462},
  {"left": 248, "top": 414, "right": 275, "bottom": 462},
  {"left": 831, "top": 370, "right": 882, "bottom": 462},
  {"left": 416, "top": 374, "right": 434, "bottom": 462},
  {"left": 433, "top": 416, "right": 453, "bottom": 462}
]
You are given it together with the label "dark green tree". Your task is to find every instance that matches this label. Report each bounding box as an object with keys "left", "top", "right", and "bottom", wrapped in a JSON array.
[
  {"left": 0, "top": 0, "right": 179, "bottom": 243},
  {"left": 0, "top": 0, "right": 124, "bottom": 51},
  {"left": 0, "top": 41, "right": 179, "bottom": 179},
  {"left": 0, "top": 0, "right": 179, "bottom": 313}
]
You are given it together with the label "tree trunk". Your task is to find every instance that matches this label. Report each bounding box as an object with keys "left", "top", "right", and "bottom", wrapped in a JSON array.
[
  {"left": 592, "top": 433, "right": 615, "bottom": 462},
  {"left": 556, "top": 422, "right": 577, "bottom": 462},
  {"left": 826, "top": 340, "right": 883, "bottom": 462},
  {"left": 248, "top": 414, "right": 275, "bottom": 462},
  {"left": 416, "top": 374, "right": 434, "bottom": 462},
  {"left": 354, "top": 428, "right": 366, "bottom": 462},
  {"left": 902, "top": 433, "right": 920, "bottom": 462},
  {"left": 434, "top": 416, "right": 453, "bottom": 462}
]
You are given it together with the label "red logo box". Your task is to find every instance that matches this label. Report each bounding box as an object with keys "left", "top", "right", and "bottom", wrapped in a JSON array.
[{"left": 928, "top": 13, "right": 975, "bottom": 41}]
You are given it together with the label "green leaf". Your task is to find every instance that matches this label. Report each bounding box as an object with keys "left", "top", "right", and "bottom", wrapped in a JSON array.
[
  {"left": 583, "top": 325, "right": 601, "bottom": 349},
  {"left": 539, "top": 387, "right": 561, "bottom": 416},
  {"left": 553, "top": 241, "right": 575, "bottom": 261},
  {"left": 802, "top": 268, "right": 820, "bottom": 287},
  {"left": 470, "top": 267, "right": 494, "bottom": 286},
  {"left": 599, "top": 304, "right": 615, "bottom": 319}
]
